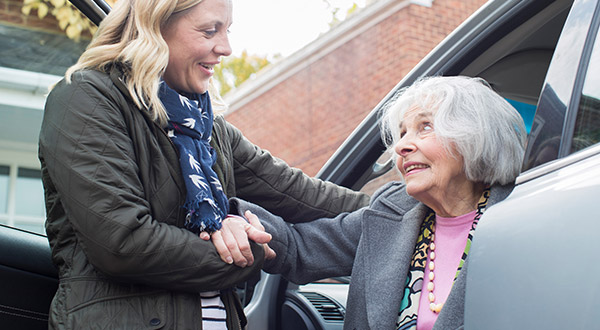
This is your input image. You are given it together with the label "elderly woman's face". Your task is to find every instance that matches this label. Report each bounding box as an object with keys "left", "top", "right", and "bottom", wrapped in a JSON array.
[
  {"left": 394, "top": 107, "right": 468, "bottom": 203},
  {"left": 161, "top": 0, "right": 232, "bottom": 95}
]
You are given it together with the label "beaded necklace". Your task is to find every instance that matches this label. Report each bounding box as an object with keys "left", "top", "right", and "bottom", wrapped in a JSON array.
[
  {"left": 426, "top": 189, "right": 490, "bottom": 313},
  {"left": 396, "top": 188, "right": 490, "bottom": 329},
  {"left": 427, "top": 232, "right": 443, "bottom": 313}
]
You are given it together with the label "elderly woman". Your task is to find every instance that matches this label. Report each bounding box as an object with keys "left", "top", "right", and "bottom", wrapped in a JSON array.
[
  {"left": 38, "top": 0, "right": 368, "bottom": 329},
  {"left": 222, "top": 76, "right": 527, "bottom": 330}
]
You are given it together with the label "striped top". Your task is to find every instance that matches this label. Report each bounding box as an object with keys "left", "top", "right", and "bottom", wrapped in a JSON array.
[{"left": 201, "top": 291, "right": 227, "bottom": 329}]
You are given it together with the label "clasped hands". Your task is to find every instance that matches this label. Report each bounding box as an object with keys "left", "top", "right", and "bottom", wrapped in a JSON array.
[{"left": 200, "top": 211, "right": 276, "bottom": 267}]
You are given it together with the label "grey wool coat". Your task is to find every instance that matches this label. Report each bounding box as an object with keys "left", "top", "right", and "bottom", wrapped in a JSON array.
[{"left": 232, "top": 181, "right": 514, "bottom": 330}]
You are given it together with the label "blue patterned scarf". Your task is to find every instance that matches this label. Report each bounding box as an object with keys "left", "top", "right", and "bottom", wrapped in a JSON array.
[{"left": 158, "top": 82, "right": 228, "bottom": 233}]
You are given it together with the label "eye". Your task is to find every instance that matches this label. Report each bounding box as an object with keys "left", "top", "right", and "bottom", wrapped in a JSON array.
[
  {"left": 422, "top": 122, "right": 433, "bottom": 132},
  {"left": 204, "top": 29, "right": 218, "bottom": 37}
]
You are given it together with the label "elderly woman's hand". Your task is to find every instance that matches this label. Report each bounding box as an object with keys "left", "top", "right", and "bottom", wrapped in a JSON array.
[
  {"left": 243, "top": 210, "right": 277, "bottom": 260},
  {"left": 200, "top": 211, "right": 275, "bottom": 267}
]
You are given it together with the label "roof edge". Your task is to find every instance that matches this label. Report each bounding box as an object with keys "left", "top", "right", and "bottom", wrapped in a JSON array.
[
  {"left": 0, "top": 67, "right": 61, "bottom": 94},
  {"left": 224, "top": 0, "right": 428, "bottom": 114}
]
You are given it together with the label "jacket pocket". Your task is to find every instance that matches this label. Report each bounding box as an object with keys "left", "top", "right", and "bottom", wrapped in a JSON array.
[{"left": 66, "top": 290, "right": 171, "bottom": 330}]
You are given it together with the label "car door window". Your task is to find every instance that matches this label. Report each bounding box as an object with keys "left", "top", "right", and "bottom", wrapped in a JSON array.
[
  {"left": 571, "top": 25, "right": 600, "bottom": 153},
  {"left": 521, "top": 0, "right": 598, "bottom": 171}
]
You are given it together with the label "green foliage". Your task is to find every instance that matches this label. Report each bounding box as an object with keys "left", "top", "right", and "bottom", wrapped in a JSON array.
[
  {"left": 323, "top": 1, "right": 361, "bottom": 28},
  {"left": 214, "top": 51, "right": 272, "bottom": 96},
  {"left": 21, "top": 0, "right": 102, "bottom": 41}
]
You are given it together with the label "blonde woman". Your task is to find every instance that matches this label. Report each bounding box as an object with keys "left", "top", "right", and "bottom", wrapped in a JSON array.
[{"left": 38, "top": 0, "right": 368, "bottom": 329}]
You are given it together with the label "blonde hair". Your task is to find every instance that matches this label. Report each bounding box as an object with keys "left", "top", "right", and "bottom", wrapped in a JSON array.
[{"left": 65, "top": 0, "right": 227, "bottom": 125}]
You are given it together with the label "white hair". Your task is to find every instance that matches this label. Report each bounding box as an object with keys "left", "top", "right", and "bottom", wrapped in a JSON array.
[{"left": 380, "top": 76, "right": 527, "bottom": 185}]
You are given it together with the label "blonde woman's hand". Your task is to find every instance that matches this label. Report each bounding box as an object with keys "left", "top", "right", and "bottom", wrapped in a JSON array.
[{"left": 201, "top": 213, "right": 275, "bottom": 267}]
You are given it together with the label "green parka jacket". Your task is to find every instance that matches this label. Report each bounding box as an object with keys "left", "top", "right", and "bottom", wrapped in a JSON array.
[{"left": 38, "top": 66, "right": 369, "bottom": 330}]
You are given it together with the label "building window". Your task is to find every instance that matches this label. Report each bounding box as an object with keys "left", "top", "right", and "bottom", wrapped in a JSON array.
[
  {"left": 15, "top": 168, "right": 45, "bottom": 217},
  {"left": 0, "top": 165, "right": 45, "bottom": 235},
  {"left": 1, "top": 2, "right": 89, "bottom": 236},
  {"left": 0, "top": 165, "right": 8, "bottom": 214}
]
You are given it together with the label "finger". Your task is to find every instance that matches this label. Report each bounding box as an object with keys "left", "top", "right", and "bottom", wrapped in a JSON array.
[
  {"left": 199, "top": 231, "right": 210, "bottom": 241},
  {"left": 210, "top": 230, "right": 233, "bottom": 265},
  {"left": 221, "top": 225, "right": 248, "bottom": 268},
  {"left": 245, "top": 224, "right": 272, "bottom": 244},
  {"left": 229, "top": 223, "right": 255, "bottom": 267},
  {"left": 264, "top": 243, "right": 276, "bottom": 260},
  {"left": 244, "top": 210, "right": 271, "bottom": 244},
  {"left": 223, "top": 215, "right": 255, "bottom": 266},
  {"left": 244, "top": 210, "right": 265, "bottom": 231}
]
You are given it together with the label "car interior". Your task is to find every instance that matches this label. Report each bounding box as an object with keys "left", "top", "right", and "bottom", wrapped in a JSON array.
[
  {"left": 0, "top": 1, "right": 579, "bottom": 330},
  {"left": 465, "top": 1, "right": 570, "bottom": 106}
]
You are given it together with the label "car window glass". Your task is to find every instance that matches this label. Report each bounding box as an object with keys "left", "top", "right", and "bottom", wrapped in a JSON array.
[
  {"left": 521, "top": 0, "right": 597, "bottom": 171},
  {"left": 360, "top": 151, "right": 398, "bottom": 195},
  {"left": 506, "top": 98, "right": 536, "bottom": 134},
  {"left": 571, "top": 27, "right": 600, "bottom": 153}
]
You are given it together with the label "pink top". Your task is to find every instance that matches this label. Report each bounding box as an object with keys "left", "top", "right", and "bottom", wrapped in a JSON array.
[{"left": 416, "top": 210, "right": 477, "bottom": 330}]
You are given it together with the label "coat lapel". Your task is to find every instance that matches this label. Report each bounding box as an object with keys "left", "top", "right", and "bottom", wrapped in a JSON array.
[
  {"left": 356, "top": 183, "right": 515, "bottom": 329},
  {"left": 362, "top": 194, "right": 429, "bottom": 329}
]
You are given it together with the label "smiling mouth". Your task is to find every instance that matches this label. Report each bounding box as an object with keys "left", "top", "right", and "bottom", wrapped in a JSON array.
[
  {"left": 405, "top": 164, "right": 429, "bottom": 174},
  {"left": 200, "top": 63, "right": 214, "bottom": 71}
]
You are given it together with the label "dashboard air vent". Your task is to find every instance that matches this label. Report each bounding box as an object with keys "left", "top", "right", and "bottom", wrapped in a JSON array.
[{"left": 299, "top": 291, "right": 344, "bottom": 322}]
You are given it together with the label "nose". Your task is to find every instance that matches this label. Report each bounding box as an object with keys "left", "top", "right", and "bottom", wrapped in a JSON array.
[
  {"left": 215, "top": 33, "right": 232, "bottom": 57},
  {"left": 394, "top": 135, "right": 416, "bottom": 158}
]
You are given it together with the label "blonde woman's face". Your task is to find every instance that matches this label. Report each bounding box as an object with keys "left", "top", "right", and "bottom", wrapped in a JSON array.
[{"left": 161, "top": 0, "right": 232, "bottom": 95}]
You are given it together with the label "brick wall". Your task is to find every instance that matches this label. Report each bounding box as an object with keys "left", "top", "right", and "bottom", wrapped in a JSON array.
[{"left": 225, "top": 0, "right": 487, "bottom": 177}]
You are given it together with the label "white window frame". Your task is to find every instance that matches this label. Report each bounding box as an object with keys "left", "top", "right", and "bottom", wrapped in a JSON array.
[{"left": 0, "top": 142, "right": 45, "bottom": 234}]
